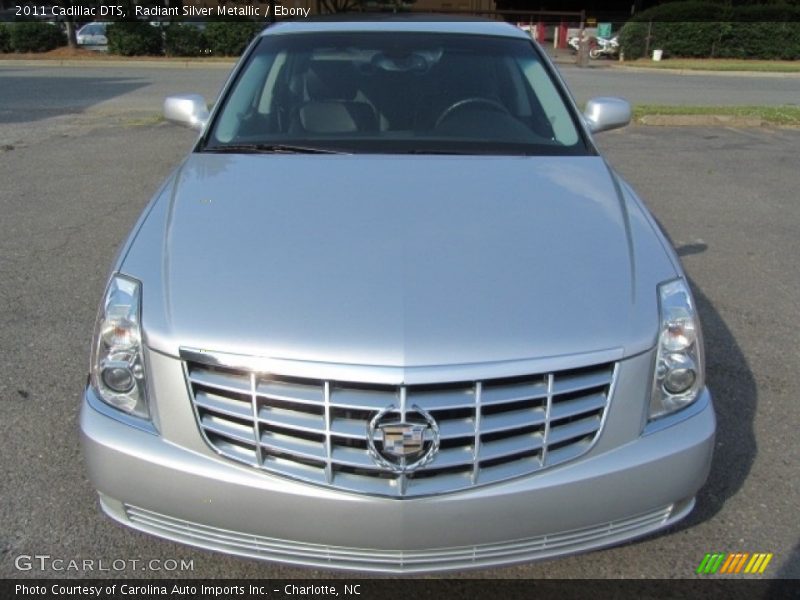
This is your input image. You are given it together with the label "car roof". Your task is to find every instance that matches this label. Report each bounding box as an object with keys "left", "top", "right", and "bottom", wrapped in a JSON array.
[{"left": 261, "top": 16, "right": 530, "bottom": 40}]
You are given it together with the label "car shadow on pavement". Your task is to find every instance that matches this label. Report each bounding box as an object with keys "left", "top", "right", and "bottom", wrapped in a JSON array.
[
  {"left": 603, "top": 268, "right": 759, "bottom": 560},
  {"left": 769, "top": 540, "right": 799, "bottom": 579},
  {"left": 670, "top": 274, "right": 758, "bottom": 531},
  {"left": 0, "top": 75, "right": 149, "bottom": 124}
]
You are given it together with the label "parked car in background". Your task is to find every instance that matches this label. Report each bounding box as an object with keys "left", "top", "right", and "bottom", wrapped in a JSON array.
[
  {"left": 81, "top": 17, "right": 715, "bottom": 573},
  {"left": 76, "top": 22, "right": 107, "bottom": 48}
]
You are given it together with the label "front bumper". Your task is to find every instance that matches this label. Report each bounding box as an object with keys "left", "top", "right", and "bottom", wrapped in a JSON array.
[{"left": 80, "top": 355, "right": 715, "bottom": 573}]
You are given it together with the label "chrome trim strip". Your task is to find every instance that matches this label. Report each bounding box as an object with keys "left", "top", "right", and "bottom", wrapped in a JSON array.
[
  {"left": 643, "top": 389, "right": 711, "bottom": 436},
  {"left": 85, "top": 387, "right": 158, "bottom": 436},
  {"left": 541, "top": 373, "right": 554, "bottom": 467},
  {"left": 179, "top": 346, "right": 624, "bottom": 386},
  {"left": 323, "top": 381, "right": 333, "bottom": 484},
  {"left": 559, "top": 361, "right": 622, "bottom": 466},
  {"left": 182, "top": 360, "right": 256, "bottom": 468},
  {"left": 471, "top": 381, "right": 482, "bottom": 485},
  {"left": 250, "top": 372, "right": 262, "bottom": 467},
  {"left": 584, "top": 361, "right": 621, "bottom": 457},
  {"left": 399, "top": 385, "right": 407, "bottom": 420},
  {"left": 114, "top": 499, "right": 689, "bottom": 573}
]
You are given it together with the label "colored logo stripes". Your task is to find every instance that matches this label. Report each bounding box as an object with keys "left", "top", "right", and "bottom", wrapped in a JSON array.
[{"left": 696, "top": 552, "right": 773, "bottom": 574}]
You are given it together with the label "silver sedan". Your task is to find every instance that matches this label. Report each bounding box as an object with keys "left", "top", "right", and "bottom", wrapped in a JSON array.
[{"left": 81, "top": 17, "right": 715, "bottom": 573}]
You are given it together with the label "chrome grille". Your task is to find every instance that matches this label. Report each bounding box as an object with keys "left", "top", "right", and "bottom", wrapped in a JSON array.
[{"left": 185, "top": 358, "right": 616, "bottom": 497}]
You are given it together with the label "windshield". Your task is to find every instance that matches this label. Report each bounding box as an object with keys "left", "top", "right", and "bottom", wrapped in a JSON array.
[{"left": 204, "top": 31, "right": 589, "bottom": 156}]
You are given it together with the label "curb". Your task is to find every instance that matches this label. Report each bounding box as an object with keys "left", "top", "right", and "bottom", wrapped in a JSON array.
[
  {"left": 610, "top": 64, "right": 800, "bottom": 79},
  {"left": 636, "top": 114, "right": 764, "bottom": 127}
]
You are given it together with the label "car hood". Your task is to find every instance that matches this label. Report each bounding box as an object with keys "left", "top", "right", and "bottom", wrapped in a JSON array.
[{"left": 125, "top": 154, "right": 677, "bottom": 371}]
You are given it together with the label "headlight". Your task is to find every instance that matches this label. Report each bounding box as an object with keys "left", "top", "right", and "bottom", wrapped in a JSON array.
[
  {"left": 649, "top": 279, "right": 705, "bottom": 420},
  {"left": 90, "top": 275, "right": 149, "bottom": 418}
]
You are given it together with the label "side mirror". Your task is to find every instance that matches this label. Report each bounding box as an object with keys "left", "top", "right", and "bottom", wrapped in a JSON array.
[
  {"left": 164, "top": 94, "right": 209, "bottom": 131},
  {"left": 583, "top": 97, "right": 631, "bottom": 133}
]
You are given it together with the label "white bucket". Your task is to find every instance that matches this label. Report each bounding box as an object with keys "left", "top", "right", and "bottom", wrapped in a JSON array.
[{"left": 652, "top": 49, "right": 663, "bottom": 61}]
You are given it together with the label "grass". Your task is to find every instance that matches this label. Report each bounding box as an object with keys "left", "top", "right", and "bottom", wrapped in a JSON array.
[
  {"left": 633, "top": 104, "right": 800, "bottom": 126},
  {"left": 621, "top": 58, "right": 800, "bottom": 73},
  {"left": 121, "top": 114, "right": 165, "bottom": 128}
]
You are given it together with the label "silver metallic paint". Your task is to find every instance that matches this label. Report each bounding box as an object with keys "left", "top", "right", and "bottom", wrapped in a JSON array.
[
  {"left": 81, "top": 18, "right": 715, "bottom": 572},
  {"left": 583, "top": 97, "right": 633, "bottom": 134},
  {"left": 123, "top": 155, "right": 676, "bottom": 368},
  {"left": 163, "top": 94, "right": 210, "bottom": 132},
  {"left": 81, "top": 379, "right": 714, "bottom": 564}
]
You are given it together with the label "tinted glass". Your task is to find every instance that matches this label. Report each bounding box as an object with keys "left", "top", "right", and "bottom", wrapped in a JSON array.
[{"left": 205, "top": 31, "right": 588, "bottom": 156}]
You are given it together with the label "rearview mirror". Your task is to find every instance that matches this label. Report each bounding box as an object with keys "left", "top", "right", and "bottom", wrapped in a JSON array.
[
  {"left": 583, "top": 97, "right": 631, "bottom": 133},
  {"left": 164, "top": 94, "right": 209, "bottom": 131}
]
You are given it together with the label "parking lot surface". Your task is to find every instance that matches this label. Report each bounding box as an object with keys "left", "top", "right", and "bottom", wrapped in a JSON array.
[{"left": 0, "top": 64, "right": 798, "bottom": 579}]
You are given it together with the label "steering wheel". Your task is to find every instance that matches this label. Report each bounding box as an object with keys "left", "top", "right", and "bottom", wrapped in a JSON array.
[{"left": 434, "top": 97, "right": 510, "bottom": 129}]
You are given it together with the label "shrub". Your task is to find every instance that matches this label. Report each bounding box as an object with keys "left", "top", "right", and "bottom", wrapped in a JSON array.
[
  {"left": 618, "top": 22, "right": 647, "bottom": 59},
  {"left": 717, "top": 21, "right": 800, "bottom": 60},
  {"left": 204, "top": 21, "right": 263, "bottom": 56},
  {"left": 0, "top": 23, "right": 10, "bottom": 53},
  {"left": 619, "top": 2, "right": 800, "bottom": 60},
  {"left": 618, "top": 2, "right": 727, "bottom": 59},
  {"left": 718, "top": 6, "right": 800, "bottom": 60},
  {"left": 8, "top": 22, "right": 65, "bottom": 53},
  {"left": 107, "top": 21, "right": 163, "bottom": 56},
  {"left": 733, "top": 3, "right": 800, "bottom": 23},
  {"left": 164, "top": 23, "right": 207, "bottom": 57}
]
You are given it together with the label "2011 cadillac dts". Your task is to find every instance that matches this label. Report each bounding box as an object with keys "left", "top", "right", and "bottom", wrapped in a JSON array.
[{"left": 80, "top": 18, "right": 715, "bottom": 573}]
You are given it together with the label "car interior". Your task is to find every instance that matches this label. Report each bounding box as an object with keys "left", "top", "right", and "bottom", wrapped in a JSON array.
[{"left": 228, "top": 45, "right": 565, "bottom": 146}]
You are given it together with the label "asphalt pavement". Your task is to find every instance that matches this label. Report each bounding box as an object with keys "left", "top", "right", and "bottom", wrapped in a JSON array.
[
  {"left": 0, "top": 63, "right": 798, "bottom": 580},
  {"left": 0, "top": 61, "right": 799, "bottom": 136},
  {"left": 559, "top": 63, "right": 800, "bottom": 106}
]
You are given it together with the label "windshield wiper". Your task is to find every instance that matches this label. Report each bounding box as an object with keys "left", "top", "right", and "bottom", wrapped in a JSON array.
[
  {"left": 398, "top": 149, "right": 537, "bottom": 156},
  {"left": 397, "top": 149, "right": 477, "bottom": 155},
  {"left": 203, "top": 143, "right": 348, "bottom": 155}
]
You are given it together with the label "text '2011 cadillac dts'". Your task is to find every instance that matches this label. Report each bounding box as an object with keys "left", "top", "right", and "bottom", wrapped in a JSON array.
[{"left": 80, "top": 17, "right": 715, "bottom": 573}]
